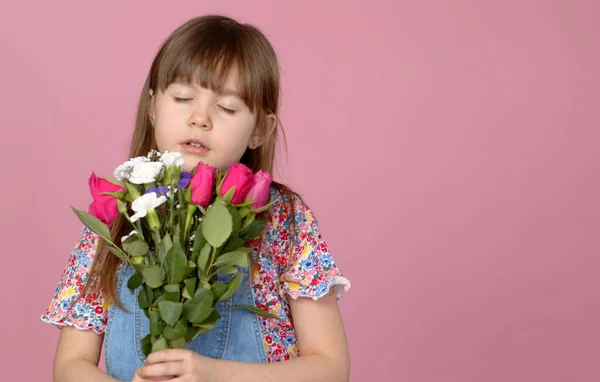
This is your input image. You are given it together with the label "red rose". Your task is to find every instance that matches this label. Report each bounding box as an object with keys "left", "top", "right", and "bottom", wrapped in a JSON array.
[
  {"left": 88, "top": 172, "right": 124, "bottom": 227},
  {"left": 220, "top": 163, "right": 254, "bottom": 204},
  {"left": 190, "top": 162, "right": 217, "bottom": 207},
  {"left": 245, "top": 170, "right": 272, "bottom": 209}
]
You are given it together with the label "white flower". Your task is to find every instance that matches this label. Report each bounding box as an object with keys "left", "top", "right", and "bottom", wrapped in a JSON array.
[
  {"left": 113, "top": 156, "right": 150, "bottom": 181},
  {"left": 121, "top": 230, "right": 138, "bottom": 242},
  {"left": 160, "top": 151, "right": 185, "bottom": 167},
  {"left": 129, "top": 162, "right": 164, "bottom": 184},
  {"left": 130, "top": 193, "right": 167, "bottom": 223}
]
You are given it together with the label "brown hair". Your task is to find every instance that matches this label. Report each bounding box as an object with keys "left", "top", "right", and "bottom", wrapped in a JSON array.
[{"left": 84, "top": 15, "right": 298, "bottom": 307}]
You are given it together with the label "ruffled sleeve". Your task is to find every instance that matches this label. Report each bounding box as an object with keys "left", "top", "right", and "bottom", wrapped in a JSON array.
[
  {"left": 41, "top": 227, "right": 110, "bottom": 334},
  {"left": 273, "top": 192, "right": 351, "bottom": 301}
]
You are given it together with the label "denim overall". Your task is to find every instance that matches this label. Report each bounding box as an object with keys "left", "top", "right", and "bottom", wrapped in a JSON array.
[{"left": 104, "top": 265, "right": 268, "bottom": 381}]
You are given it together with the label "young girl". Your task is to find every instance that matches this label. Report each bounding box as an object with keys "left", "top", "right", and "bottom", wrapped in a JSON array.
[{"left": 41, "top": 14, "right": 351, "bottom": 382}]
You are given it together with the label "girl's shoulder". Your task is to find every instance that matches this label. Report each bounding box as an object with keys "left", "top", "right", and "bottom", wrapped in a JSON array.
[
  {"left": 258, "top": 185, "right": 351, "bottom": 301},
  {"left": 266, "top": 184, "right": 316, "bottom": 230}
]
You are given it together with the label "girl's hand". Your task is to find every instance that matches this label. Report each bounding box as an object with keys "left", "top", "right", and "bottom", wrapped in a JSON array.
[
  {"left": 135, "top": 349, "right": 222, "bottom": 382},
  {"left": 132, "top": 372, "right": 172, "bottom": 381}
]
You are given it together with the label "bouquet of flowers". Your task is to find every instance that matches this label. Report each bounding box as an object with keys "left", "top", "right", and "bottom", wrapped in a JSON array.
[{"left": 72, "top": 150, "right": 277, "bottom": 355}]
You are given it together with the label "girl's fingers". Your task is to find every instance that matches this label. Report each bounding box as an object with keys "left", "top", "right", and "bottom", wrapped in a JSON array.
[
  {"left": 146, "top": 349, "right": 190, "bottom": 364},
  {"left": 137, "top": 361, "right": 184, "bottom": 378}
]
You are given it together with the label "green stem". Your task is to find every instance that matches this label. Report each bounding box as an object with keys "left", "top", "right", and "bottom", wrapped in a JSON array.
[
  {"left": 168, "top": 182, "right": 175, "bottom": 236},
  {"left": 152, "top": 231, "right": 162, "bottom": 265},
  {"left": 183, "top": 204, "right": 198, "bottom": 240},
  {"left": 204, "top": 246, "right": 217, "bottom": 281}
]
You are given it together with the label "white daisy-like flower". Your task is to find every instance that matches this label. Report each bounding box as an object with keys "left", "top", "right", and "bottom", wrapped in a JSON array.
[
  {"left": 128, "top": 162, "right": 164, "bottom": 184},
  {"left": 130, "top": 193, "right": 168, "bottom": 223},
  {"left": 113, "top": 156, "right": 151, "bottom": 181},
  {"left": 160, "top": 151, "right": 185, "bottom": 167}
]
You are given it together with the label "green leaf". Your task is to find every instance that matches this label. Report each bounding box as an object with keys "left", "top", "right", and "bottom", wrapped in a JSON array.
[
  {"left": 173, "top": 224, "right": 181, "bottom": 246},
  {"left": 238, "top": 206, "right": 251, "bottom": 218},
  {"left": 221, "top": 236, "right": 247, "bottom": 253},
  {"left": 124, "top": 182, "right": 142, "bottom": 200},
  {"left": 140, "top": 265, "right": 165, "bottom": 288},
  {"left": 99, "top": 191, "right": 125, "bottom": 199},
  {"left": 152, "top": 337, "right": 168, "bottom": 353},
  {"left": 138, "top": 287, "right": 151, "bottom": 309},
  {"left": 127, "top": 272, "right": 143, "bottom": 292},
  {"left": 107, "top": 244, "right": 129, "bottom": 263},
  {"left": 217, "top": 272, "right": 244, "bottom": 302},
  {"left": 122, "top": 238, "right": 149, "bottom": 258},
  {"left": 216, "top": 266, "right": 238, "bottom": 275},
  {"left": 197, "top": 310, "right": 221, "bottom": 330},
  {"left": 164, "top": 243, "right": 189, "bottom": 285},
  {"left": 117, "top": 199, "right": 128, "bottom": 213},
  {"left": 171, "top": 337, "right": 187, "bottom": 349},
  {"left": 228, "top": 206, "right": 242, "bottom": 236},
  {"left": 163, "top": 319, "right": 187, "bottom": 341},
  {"left": 183, "top": 288, "right": 214, "bottom": 324},
  {"left": 250, "top": 200, "right": 275, "bottom": 214},
  {"left": 240, "top": 213, "right": 255, "bottom": 231},
  {"left": 149, "top": 308, "right": 164, "bottom": 335},
  {"left": 198, "top": 282, "right": 211, "bottom": 292},
  {"left": 196, "top": 243, "right": 211, "bottom": 272},
  {"left": 164, "top": 284, "right": 180, "bottom": 302},
  {"left": 214, "top": 250, "right": 248, "bottom": 268},
  {"left": 158, "top": 300, "right": 184, "bottom": 327},
  {"left": 183, "top": 278, "right": 197, "bottom": 300},
  {"left": 210, "top": 281, "right": 228, "bottom": 302},
  {"left": 106, "top": 178, "right": 126, "bottom": 188},
  {"left": 162, "top": 233, "right": 173, "bottom": 255},
  {"left": 241, "top": 218, "right": 266, "bottom": 241},
  {"left": 202, "top": 199, "right": 233, "bottom": 248},
  {"left": 222, "top": 185, "right": 236, "bottom": 203},
  {"left": 145, "top": 285, "right": 155, "bottom": 305},
  {"left": 141, "top": 334, "right": 152, "bottom": 356},
  {"left": 231, "top": 305, "right": 280, "bottom": 319},
  {"left": 191, "top": 227, "right": 206, "bottom": 263},
  {"left": 71, "top": 208, "right": 112, "bottom": 243},
  {"left": 186, "top": 326, "right": 201, "bottom": 342}
]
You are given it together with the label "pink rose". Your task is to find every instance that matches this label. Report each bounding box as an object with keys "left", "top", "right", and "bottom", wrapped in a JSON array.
[
  {"left": 220, "top": 163, "right": 254, "bottom": 204},
  {"left": 88, "top": 172, "right": 124, "bottom": 227},
  {"left": 246, "top": 170, "right": 272, "bottom": 209},
  {"left": 190, "top": 162, "right": 217, "bottom": 207}
]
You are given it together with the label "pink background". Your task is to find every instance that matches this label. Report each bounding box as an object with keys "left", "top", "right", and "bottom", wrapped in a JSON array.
[{"left": 1, "top": 1, "right": 599, "bottom": 381}]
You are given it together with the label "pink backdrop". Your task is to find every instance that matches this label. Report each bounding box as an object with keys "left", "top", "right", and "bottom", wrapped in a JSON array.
[{"left": 1, "top": 1, "right": 599, "bottom": 381}]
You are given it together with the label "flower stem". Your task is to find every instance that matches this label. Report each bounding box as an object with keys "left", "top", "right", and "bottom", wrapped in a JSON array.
[{"left": 183, "top": 204, "right": 198, "bottom": 240}]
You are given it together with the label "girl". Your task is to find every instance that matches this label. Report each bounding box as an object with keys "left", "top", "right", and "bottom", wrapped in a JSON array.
[{"left": 41, "top": 14, "right": 351, "bottom": 382}]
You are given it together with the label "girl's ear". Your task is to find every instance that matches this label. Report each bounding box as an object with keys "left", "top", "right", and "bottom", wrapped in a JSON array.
[
  {"left": 148, "top": 89, "right": 156, "bottom": 126},
  {"left": 248, "top": 113, "right": 277, "bottom": 149}
]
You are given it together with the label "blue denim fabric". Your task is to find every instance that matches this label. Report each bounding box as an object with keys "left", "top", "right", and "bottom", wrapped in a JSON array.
[{"left": 105, "top": 265, "right": 267, "bottom": 381}]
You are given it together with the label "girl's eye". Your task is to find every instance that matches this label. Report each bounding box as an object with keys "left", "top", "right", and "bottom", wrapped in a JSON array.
[
  {"left": 218, "top": 105, "right": 236, "bottom": 115},
  {"left": 174, "top": 97, "right": 192, "bottom": 103}
]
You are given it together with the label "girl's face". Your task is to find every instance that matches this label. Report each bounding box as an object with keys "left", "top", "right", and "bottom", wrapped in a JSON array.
[{"left": 149, "top": 69, "right": 259, "bottom": 172}]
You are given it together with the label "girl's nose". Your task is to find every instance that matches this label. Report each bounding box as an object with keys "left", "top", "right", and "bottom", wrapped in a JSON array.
[{"left": 188, "top": 105, "right": 212, "bottom": 130}]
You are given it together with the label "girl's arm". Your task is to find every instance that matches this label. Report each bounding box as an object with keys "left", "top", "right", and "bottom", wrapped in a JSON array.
[
  {"left": 136, "top": 290, "right": 351, "bottom": 382},
  {"left": 222, "top": 290, "right": 351, "bottom": 381},
  {"left": 53, "top": 326, "right": 118, "bottom": 382}
]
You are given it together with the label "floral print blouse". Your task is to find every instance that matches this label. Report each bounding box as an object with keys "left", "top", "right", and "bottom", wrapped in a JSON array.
[{"left": 41, "top": 189, "right": 351, "bottom": 362}]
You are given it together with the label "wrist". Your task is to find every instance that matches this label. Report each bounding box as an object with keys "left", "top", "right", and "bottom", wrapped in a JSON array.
[{"left": 214, "top": 359, "right": 234, "bottom": 382}]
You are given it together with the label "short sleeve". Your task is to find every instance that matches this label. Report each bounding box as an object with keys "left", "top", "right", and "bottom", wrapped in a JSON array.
[
  {"left": 273, "top": 193, "right": 351, "bottom": 301},
  {"left": 41, "top": 227, "right": 110, "bottom": 334}
]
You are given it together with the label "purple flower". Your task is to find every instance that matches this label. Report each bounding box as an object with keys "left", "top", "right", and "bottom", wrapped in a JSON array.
[
  {"left": 178, "top": 172, "right": 193, "bottom": 188},
  {"left": 144, "top": 185, "right": 168, "bottom": 195}
]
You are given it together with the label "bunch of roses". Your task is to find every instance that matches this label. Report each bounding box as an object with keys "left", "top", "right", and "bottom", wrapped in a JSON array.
[{"left": 73, "top": 151, "right": 276, "bottom": 354}]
